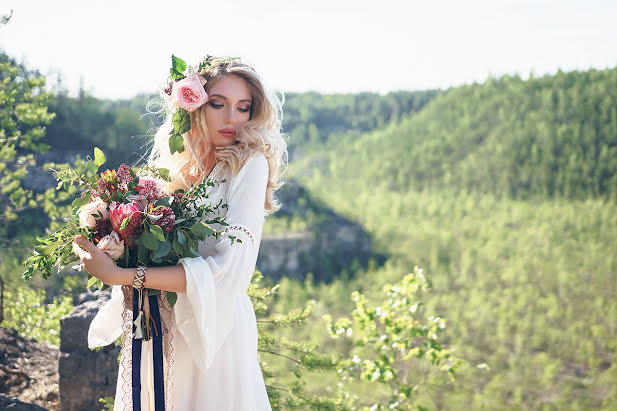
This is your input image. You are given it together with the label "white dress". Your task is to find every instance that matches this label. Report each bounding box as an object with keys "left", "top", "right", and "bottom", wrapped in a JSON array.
[{"left": 87, "top": 154, "right": 272, "bottom": 411}]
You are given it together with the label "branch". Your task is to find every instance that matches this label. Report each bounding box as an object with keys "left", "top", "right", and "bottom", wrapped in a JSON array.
[{"left": 259, "top": 349, "right": 301, "bottom": 364}]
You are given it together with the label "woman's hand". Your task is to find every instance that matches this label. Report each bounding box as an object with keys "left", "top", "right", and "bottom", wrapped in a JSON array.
[{"left": 72, "top": 236, "right": 124, "bottom": 285}]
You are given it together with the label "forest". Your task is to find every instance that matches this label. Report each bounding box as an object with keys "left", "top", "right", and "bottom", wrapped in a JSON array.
[{"left": 1, "top": 42, "right": 616, "bottom": 410}]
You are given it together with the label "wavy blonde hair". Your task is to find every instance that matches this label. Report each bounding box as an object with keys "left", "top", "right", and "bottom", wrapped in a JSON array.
[{"left": 147, "top": 56, "right": 288, "bottom": 214}]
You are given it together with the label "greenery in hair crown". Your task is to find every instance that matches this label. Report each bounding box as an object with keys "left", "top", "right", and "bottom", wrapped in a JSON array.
[{"left": 164, "top": 54, "right": 239, "bottom": 155}]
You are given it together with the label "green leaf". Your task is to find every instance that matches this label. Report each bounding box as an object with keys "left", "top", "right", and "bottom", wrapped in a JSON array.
[
  {"left": 189, "top": 222, "right": 215, "bottom": 239},
  {"left": 120, "top": 216, "right": 132, "bottom": 231},
  {"left": 141, "top": 231, "right": 159, "bottom": 251},
  {"left": 150, "top": 224, "right": 166, "bottom": 241},
  {"left": 172, "top": 109, "right": 191, "bottom": 135},
  {"left": 35, "top": 241, "right": 60, "bottom": 256},
  {"left": 158, "top": 168, "right": 170, "bottom": 182},
  {"left": 152, "top": 239, "right": 172, "bottom": 259},
  {"left": 86, "top": 160, "right": 99, "bottom": 177},
  {"left": 172, "top": 238, "right": 183, "bottom": 254},
  {"left": 138, "top": 243, "right": 150, "bottom": 264},
  {"left": 71, "top": 193, "right": 91, "bottom": 209},
  {"left": 169, "top": 134, "right": 184, "bottom": 155},
  {"left": 179, "top": 111, "right": 191, "bottom": 134},
  {"left": 177, "top": 230, "right": 186, "bottom": 245},
  {"left": 189, "top": 247, "right": 199, "bottom": 257},
  {"left": 155, "top": 196, "right": 172, "bottom": 208},
  {"left": 171, "top": 55, "right": 186, "bottom": 74},
  {"left": 166, "top": 292, "right": 178, "bottom": 307},
  {"left": 87, "top": 276, "right": 97, "bottom": 288},
  {"left": 93, "top": 147, "right": 106, "bottom": 167}
]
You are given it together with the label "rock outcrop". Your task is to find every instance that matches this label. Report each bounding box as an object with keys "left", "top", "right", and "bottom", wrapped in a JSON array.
[
  {"left": 59, "top": 293, "right": 119, "bottom": 411},
  {"left": 257, "top": 179, "right": 381, "bottom": 282},
  {"left": 0, "top": 327, "right": 58, "bottom": 410},
  {"left": 0, "top": 393, "right": 49, "bottom": 410}
]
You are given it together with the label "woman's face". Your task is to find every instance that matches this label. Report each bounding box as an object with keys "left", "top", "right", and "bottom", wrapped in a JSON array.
[{"left": 204, "top": 74, "right": 252, "bottom": 148}]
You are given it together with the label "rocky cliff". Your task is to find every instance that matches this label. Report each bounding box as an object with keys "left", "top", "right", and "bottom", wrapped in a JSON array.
[{"left": 258, "top": 179, "right": 382, "bottom": 282}]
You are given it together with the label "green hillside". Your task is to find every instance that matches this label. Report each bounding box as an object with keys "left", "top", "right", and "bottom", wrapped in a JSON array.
[
  {"left": 271, "top": 67, "right": 617, "bottom": 409},
  {"left": 299, "top": 68, "right": 617, "bottom": 201}
]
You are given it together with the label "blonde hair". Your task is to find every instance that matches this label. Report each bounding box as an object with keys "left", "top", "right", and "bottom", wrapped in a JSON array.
[{"left": 147, "top": 56, "right": 288, "bottom": 214}]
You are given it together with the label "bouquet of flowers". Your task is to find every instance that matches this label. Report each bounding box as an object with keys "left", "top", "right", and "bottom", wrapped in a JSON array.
[{"left": 23, "top": 147, "right": 235, "bottom": 307}]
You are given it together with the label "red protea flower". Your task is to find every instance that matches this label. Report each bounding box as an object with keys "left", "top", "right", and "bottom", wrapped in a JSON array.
[
  {"left": 109, "top": 201, "right": 144, "bottom": 245},
  {"left": 149, "top": 207, "right": 176, "bottom": 233}
]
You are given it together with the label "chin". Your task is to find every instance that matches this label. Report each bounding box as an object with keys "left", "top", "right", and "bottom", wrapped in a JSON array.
[{"left": 213, "top": 140, "right": 236, "bottom": 148}]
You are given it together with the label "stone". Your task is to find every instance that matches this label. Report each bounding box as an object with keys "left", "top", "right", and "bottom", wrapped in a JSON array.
[
  {"left": 0, "top": 327, "right": 58, "bottom": 410},
  {"left": 59, "top": 293, "right": 119, "bottom": 411},
  {"left": 0, "top": 393, "right": 49, "bottom": 410}
]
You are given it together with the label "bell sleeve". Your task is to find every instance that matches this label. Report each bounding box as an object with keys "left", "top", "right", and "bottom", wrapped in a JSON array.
[
  {"left": 88, "top": 284, "right": 125, "bottom": 348},
  {"left": 173, "top": 154, "right": 268, "bottom": 373}
]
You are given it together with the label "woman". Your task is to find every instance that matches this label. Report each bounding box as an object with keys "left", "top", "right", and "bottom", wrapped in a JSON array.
[{"left": 72, "top": 55, "right": 287, "bottom": 410}]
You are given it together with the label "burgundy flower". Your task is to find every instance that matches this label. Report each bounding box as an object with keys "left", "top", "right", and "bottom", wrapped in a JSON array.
[
  {"left": 150, "top": 207, "right": 176, "bottom": 233},
  {"left": 94, "top": 218, "right": 113, "bottom": 243},
  {"left": 92, "top": 177, "right": 112, "bottom": 201},
  {"left": 135, "top": 176, "right": 163, "bottom": 203},
  {"left": 116, "top": 164, "right": 134, "bottom": 192}
]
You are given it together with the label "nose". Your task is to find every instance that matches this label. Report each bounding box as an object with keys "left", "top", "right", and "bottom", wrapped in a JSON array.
[{"left": 224, "top": 107, "right": 235, "bottom": 125}]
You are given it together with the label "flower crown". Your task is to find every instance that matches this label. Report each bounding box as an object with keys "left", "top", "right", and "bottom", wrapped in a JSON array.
[{"left": 164, "top": 54, "right": 239, "bottom": 155}]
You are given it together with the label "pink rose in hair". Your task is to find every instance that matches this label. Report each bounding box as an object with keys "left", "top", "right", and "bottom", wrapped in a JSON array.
[
  {"left": 170, "top": 74, "right": 208, "bottom": 112},
  {"left": 97, "top": 231, "right": 125, "bottom": 260}
]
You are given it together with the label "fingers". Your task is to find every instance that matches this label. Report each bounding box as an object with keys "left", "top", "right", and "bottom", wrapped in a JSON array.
[
  {"left": 72, "top": 241, "right": 91, "bottom": 261},
  {"left": 74, "top": 235, "right": 95, "bottom": 251}
]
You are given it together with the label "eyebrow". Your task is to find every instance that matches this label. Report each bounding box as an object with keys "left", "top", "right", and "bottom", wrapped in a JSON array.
[{"left": 209, "top": 94, "right": 252, "bottom": 104}]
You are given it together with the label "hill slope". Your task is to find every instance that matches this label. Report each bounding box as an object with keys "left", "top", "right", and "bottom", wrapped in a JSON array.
[
  {"left": 298, "top": 67, "right": 617, "bottom": 201},
  {"left": 283, "top": 66, "right": 617, "bottom": 409}
]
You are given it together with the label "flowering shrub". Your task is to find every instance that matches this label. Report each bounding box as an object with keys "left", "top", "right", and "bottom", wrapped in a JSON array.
[{"left": 323, "top": 266, "right": 461, "bottom": 409}]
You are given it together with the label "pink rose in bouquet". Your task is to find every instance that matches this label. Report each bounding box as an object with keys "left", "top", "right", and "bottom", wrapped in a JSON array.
[
  {"left": 170, "top": 73, "right": 208, "bottom": 112},
  {"left": 109, "top": 201, "right": 144, "bottom": 245},
  {"left": 96, "top": 231, "right": 125, "bottom": 260},
  {"left": 78, "top": 197, "right": 109, "bottom": 229}
]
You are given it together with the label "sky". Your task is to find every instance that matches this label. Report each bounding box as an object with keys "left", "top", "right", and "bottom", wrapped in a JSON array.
[{"left": 1, "top": 0, "right": 616, "bottom": 100}]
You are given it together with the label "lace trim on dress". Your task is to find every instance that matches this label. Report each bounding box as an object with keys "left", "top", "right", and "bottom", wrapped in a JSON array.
[
  {"left": 207, "top": 161, "right": 225, "bottom": 184},
  {"left": 120, "top": 286, "right": 133, "bottom": 410},
  {"left": 120, "top": 286, "right": 175, "bottom": 411},
  {"left": 223, "top": 224, "right": 255, "bottom": 248}
]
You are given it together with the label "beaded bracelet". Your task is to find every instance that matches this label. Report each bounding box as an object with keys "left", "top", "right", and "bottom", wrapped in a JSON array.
[{"left": 133, "top": 265, "right": 147, "bottom": 290}]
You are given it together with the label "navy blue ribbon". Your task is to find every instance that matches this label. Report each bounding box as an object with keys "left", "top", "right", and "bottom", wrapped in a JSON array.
[
  {"left": 149, "top": 293, "right": 166, "bottom": 411},
  {"left": 132, "top": 288, "right": 166, "bottom": 410},
  {"left": 131, "top": 288, "right": 142, "bottom": 410}
]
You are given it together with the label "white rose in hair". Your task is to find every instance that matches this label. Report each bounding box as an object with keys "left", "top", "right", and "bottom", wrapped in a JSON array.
[
  {"left": 97, "top": 231, "right": 125, "bottom": 260},
  {"left": 78, "top": 197, "right": 109, "bottom": 229}
]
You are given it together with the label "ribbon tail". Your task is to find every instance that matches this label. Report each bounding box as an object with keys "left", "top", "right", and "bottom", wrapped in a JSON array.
[
  {"left": 150, "top": 294, "right": 166, "bottom": 411},
  {"left": 132, "top": 288, "right": 142, "bottom": 410}
]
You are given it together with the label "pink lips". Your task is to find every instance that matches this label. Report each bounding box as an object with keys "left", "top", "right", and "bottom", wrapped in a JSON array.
[{"left": 218, "top": 128, "right": 236, "bottom": 138}]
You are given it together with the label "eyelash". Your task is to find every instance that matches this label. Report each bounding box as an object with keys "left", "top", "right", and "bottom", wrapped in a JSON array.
[{"left": 209, "top": 102, "right": 250, "bottom": 113}]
